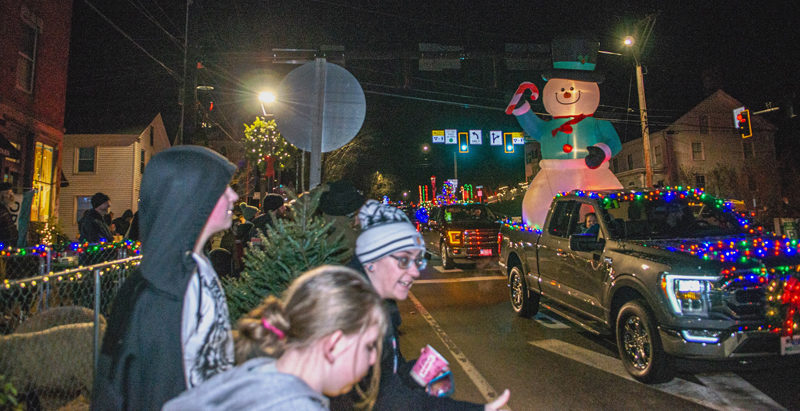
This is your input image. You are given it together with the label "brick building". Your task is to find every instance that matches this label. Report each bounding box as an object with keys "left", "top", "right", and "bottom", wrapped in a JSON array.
[{"left": 0, "top": 0, "right": 73, "bottom": 223}]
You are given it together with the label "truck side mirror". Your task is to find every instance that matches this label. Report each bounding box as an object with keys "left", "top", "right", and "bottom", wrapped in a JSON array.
[{"left": 570, "top": 234, "right": 604, "bottom": 252}]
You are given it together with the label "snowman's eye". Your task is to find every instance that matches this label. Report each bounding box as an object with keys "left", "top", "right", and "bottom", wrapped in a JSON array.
[
  {"left": 570, "top": 87, "right": 574, "bottom": 91},
  {"left": 560, "top": 88, "right": 565, "bottom": 92}
]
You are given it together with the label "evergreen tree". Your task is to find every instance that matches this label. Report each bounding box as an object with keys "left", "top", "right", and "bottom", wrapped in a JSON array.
[{"left": 223, "top": 187, "right": 349, "bottom": 321}]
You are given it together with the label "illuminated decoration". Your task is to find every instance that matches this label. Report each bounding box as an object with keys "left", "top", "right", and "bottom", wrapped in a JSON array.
[
  {"left": 733, "top": 106, "right": 753, "bottom": 139},
  {"left": 242, "top": 117, "right": 294, "bottom": 177},
  {"left": 458, "top": 132, "right": 469, "bottom": 153},
  {"left": 503, "top": 186, "right": 800, "bottom": 336},
  {"left": 505, "top": 37, "right": 623, "bottom": 227},
  {"left": 415, "top": 207, "right": 430, "bottom": 224},
  {"left": 3, "top": 257, "right": 142, "bottom": 291},
  {"left": 0, "top": 239, "right": 140, "bottom": 259}
]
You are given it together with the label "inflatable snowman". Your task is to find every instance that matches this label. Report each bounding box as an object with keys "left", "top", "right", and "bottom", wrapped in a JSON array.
[{"left": 506, "top": 37, "right": 623, "bottom": 227}]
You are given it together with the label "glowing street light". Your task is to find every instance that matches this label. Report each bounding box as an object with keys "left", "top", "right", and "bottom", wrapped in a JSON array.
[{"left": 258, "top": 91, "right": 276, "bottom": 117}]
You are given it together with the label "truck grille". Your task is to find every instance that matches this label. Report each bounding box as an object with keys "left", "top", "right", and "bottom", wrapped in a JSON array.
[
  {"left": 719, "top": 283, "right": 766, "bottom": 320},
  {"left": 462, "top": 229, "right": 500, "bottom": 255}
]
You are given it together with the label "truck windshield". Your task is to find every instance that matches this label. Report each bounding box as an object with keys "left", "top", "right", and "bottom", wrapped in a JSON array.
[
  {"left": 603, "top": 197, "right": 744, "bottom": 239},
  {"left": 443, "top": 205, "right": 495, "bottom": 223}
]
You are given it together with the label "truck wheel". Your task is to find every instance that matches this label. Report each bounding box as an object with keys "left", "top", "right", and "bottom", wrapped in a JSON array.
[
  {"left": 440, "top": 242, "right": 455, "bottom": 269},
  {"left": 615, "top": 300, "right": 672, "bottom": 383},
  {"left": 509, "top": 265, "right": 538, "bottom": 318}
]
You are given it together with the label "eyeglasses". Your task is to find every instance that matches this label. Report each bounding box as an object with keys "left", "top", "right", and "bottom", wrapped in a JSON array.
[{"left": 388, "top": 254, "right": 427, "bottom": 270}]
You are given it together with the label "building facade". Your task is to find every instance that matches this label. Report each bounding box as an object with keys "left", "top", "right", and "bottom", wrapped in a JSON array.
[
  {"left": 612, "top": 89, "right": 778, "bottom": 209},
  {"left": 59, "top": 114, "right": 170, "bottom": 239},
  {"left": 1, "top": 0, "right": 73, "bottom": 224}
]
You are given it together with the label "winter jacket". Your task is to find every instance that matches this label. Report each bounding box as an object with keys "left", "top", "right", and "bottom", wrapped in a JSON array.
[
  {"left": 329, "top": 257, "right": 483, "bottom": 411},
  {"left": 163, "top": 357, "right": 329, "bottom": 411},
  {"left": 0, "top": 203, "right": 18, "bottom": 246},
  {"left": 92, "top": 146, "right": 236, "bottom": 410},
  {"left": 78, "top": 208, "right": 114, "bottom": 243}
]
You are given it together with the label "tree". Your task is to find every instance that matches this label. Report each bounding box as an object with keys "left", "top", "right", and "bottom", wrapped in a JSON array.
[
  {"left": 222, "top": 187, "right": 348, "bottom": 321},
  {"left": 242, "top": 117, "right": 296, "bottom": 201}
]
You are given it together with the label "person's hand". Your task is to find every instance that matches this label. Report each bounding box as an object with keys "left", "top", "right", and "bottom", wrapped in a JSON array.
[{"left": 484, "top": 389, "right": 510, "bottom": 411}]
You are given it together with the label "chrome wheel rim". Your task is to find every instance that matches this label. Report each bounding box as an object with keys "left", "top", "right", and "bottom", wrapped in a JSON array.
[
  {"left": 510, "top": 270, "right": 524, "bottom": 310},
  {"left": 622, "top": 315, "right": 651, "bottom": 371}
]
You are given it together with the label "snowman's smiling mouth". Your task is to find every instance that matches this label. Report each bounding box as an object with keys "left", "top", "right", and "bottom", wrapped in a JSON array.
[{"left": 555, "top": 91, "right": 582, "bottom": 105}]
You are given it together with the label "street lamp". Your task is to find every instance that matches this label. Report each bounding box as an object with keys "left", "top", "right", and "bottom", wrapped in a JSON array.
[
  {"left": 624, "top": 35, "right": 653, "bottom": 188},
  {"left": 258, "top": 91, "right": 276, "bottom": 117}
]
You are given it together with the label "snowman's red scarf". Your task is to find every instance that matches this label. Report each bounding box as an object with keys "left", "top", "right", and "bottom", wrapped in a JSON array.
[{"left": 551, "top": 114, "right": 593, "bottom": 137}]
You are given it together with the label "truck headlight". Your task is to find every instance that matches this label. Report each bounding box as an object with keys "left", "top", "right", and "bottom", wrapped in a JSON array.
[{"left": 661, "top": 274, "right": 719, "bottom": 316}]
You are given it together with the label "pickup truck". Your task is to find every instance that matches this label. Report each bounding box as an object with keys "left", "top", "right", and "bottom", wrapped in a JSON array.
[
  {"left": 420, "top": 203, "right": 501, "bottom": 269},
  {"left": 499, "top": 188, "right": 800, "bottom": 382}
]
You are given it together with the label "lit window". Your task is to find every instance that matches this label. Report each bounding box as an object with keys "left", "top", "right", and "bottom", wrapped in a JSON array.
[
  {"left": 30, "top": 142, "right": 54, "bottom": 222},
  {"left": 691, "top": 142, "right": 704, "bottom": 160},
  {"left": 77, "top": 147, "right": 96, "bottom": 172}
]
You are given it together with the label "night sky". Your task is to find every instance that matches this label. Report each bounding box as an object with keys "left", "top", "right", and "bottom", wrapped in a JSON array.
[{"left": 64, "top": 1, "right": 800, "bottom": 193}]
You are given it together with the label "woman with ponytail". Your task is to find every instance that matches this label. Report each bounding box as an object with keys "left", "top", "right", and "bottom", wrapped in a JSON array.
[{"left": 165, "top": 265, "right": 388, "bottom": 410}]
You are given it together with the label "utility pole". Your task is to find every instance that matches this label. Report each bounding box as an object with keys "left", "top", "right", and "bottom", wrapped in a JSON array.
[
  {"left": 176, "top": 0, "right": 191, "bottom": 146},
  {"left": 625, "top": 14, "right": 657, "bottom": 188}
]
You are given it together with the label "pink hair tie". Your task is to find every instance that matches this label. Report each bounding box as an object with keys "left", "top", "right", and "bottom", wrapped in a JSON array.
[{"left": 261, "top": 318, "right": 286, "bottom": 340}]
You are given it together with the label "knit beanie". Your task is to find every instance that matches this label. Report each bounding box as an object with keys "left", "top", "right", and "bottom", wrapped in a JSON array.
[
  {"left": 262, "top": 193, "right": 285, "bottom": 212},
  {"left": 91, "top": 192, "right": 110, "bottom": 208},
  {"left": 355, "top": 200, "right": 424, "bottom": 264}
]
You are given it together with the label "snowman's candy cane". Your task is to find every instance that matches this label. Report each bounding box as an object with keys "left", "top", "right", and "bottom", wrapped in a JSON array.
[{"left": 505, "top": 82, "right": 540, "bottom": 115}]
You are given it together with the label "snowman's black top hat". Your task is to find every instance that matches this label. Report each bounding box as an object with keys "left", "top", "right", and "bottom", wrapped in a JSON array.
[{"left": 541, "top": 37, "right": 605, "bottom": 83}]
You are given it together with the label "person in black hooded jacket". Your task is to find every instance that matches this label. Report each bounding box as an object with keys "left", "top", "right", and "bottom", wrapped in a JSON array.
[{"left": 92, "top": 146, "right": 239, "bottom": 410}]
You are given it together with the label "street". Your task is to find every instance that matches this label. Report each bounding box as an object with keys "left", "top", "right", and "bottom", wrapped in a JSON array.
[{"left": 396, "top": 257, "right": 800, "bottom": 410}]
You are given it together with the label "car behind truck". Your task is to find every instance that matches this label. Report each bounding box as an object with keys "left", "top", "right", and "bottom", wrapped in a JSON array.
[{"left": 499, "top": 188, "right": 800, "bottom": 382}]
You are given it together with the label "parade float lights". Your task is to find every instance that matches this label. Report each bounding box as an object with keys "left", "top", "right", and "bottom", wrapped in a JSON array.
[{"left": 502, "top": 186, "right": 800, "bottom": 336}]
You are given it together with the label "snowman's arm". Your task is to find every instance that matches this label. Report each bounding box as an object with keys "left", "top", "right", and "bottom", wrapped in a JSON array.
[
  {"left": 597, "top": 120, "right": 622, "bottom": 156},
  {"left": 514, "top": 110, "right": 546, "bottom": 143}
]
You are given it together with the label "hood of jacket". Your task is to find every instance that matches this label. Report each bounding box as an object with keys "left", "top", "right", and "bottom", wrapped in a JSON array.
[{"left": 139, "top": 145, "right": 235, "bottom": 296}]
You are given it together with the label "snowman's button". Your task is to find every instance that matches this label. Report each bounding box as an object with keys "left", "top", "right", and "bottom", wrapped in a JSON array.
[{"left": 563, "top": 144, "right": 573, "bottom": 153}]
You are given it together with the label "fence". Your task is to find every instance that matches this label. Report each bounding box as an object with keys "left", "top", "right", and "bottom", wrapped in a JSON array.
[{"left": 0, "top": 243, "right": 140, "bottom": 410}]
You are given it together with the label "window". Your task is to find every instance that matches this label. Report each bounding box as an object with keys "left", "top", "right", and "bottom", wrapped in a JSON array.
[
  {"left": 76, "top": 196, "right": 92, "bottom": 223},
  {"left": 695, "top": 174, "right": 705, "bottom": 188},
  {"left": 548, "top": 200, "right": 575, "bottom": 237},
  {"left": 30, "top": 142, "right": 54, "bottom": 222},
  {"left": 691, "top": 142, "right": 704, "bottom": 160},
  {"left": 17, "top": 15, "right": 39, "bottom": 93},
  {"left": 626, "top": 154, "right": 633, "bottom": 170},
  {"left": 140, "top": 149, "right": 145, "bottom": 174},
  {"left": 653, "top": 144, "right": 662, "bottom": 165},
  {"left": 612, "top": 158, "right": 619, "bottom": 173},
  {"left": 699, "top": 115, "right": 709, "bottom": 134},
  {"left": 77, "top": 147, "right": 96, "bottom": 172},
  {"left": 149, "top": 126, "right": 154, "bottom": 146},
  {"left": 742, "top": 139, "right": 754, "bottom": 160}
]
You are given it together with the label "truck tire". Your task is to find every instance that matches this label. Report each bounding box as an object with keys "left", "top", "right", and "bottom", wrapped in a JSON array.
[
  {"left": 509, "top": 265, "right": 539, "bottom": 318},
  {"left": 441, "top": 242, "right": 455, "bottom": 269},
  {"left": 615, "top": 300, "right": 672, "bottom": 383}
]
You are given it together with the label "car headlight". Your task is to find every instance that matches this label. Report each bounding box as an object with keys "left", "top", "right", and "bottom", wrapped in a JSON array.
[{"left": 661, "top": 274, "right": 719, "bottom": 316}]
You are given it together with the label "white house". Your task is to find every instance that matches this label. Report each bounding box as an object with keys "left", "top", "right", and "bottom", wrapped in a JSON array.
[{"left": 59, "top": 114, "right": 170, "bottom": 239}]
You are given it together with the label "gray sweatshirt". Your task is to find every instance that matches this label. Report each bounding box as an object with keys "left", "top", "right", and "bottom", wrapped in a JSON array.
[{"left": 163, "top": 357, "right": 329, "bottom": 410}]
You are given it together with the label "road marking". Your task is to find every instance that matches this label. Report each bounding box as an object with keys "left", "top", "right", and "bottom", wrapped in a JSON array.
[
  {"left": 529, "top": 339, "right": 785, "bottom": 410},
  {"left": 408, "top": 292, "right": 511, "bottom": 410},
  {"left": 533, "top": 312, "right": 571, "bottom": 329},
  {"left": 416, "top": 275, "right": 506, "bottom": 284},
  {"left": 433, "top": 265, "right": 463, "bottom": 273}
]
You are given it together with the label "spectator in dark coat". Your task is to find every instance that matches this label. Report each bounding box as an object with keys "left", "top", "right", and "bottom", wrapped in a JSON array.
[
  {"left": 252, "top": 193, "right": 285, "bottom": 235},
  {"left": 113, "top": 209, "right": 134, "bottom": 237},
  {"left": 78, "top": 192, "right": 114, "bottom": 243},
  {"left": 0, "top": 182, "right": 18, "bottom": 247}
]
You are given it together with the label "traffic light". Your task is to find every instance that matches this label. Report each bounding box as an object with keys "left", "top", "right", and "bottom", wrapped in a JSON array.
[
  {"left": 458, "top": 132, "right": 469, "bottom": 153},
  {"left": 733, "top": 107, "right": 752, "bottom": 138},
  {"left": 503, "top": 133, "right": 514, "bottom": 153}
]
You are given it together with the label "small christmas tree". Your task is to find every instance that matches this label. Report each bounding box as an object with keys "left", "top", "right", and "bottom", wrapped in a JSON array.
[{"left": 223, "top": 187, "right": 349, "bottom": 321}]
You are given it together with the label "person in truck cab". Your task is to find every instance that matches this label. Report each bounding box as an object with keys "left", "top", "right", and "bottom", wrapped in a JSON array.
[{"left": 581, "top": 212, "right": 599, "bottom": 236}]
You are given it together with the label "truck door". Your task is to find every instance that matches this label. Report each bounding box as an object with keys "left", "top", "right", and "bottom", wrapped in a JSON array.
[
  {"left": 422, "top": 206, "right": 440, "bottom": 253},
  {"left": 536, "top": 199, "right": 578, "bottom": 304},
  {"left": 561, "top": 201, "right": 609, "bottom": 321}
]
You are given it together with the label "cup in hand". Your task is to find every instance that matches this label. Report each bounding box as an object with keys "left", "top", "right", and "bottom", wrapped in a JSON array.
[{"left": 410, "top": 344, "right": 449, "bottom": 386}]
